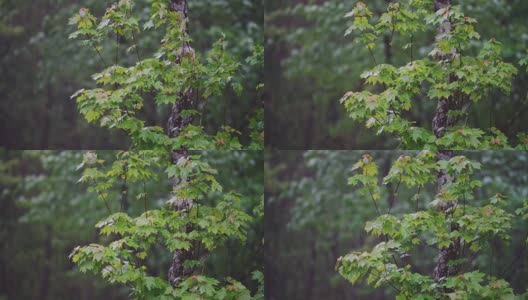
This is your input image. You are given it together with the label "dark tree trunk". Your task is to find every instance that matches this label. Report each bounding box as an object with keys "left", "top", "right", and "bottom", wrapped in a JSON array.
[
  {"left": 120, "top": 162, "right": 128, "bottom": 212},
  {"left": 383, "top": 34, "right": 392, "bottom": 64},
  {"left": 40, "top": 83, "right": 53, "bottom": 148},
  {"left": 303, "top": 102, "right": 314, "bottom": 149},
  {"left": 382, "top": 1, "right": 393, "bottom": 64},
  {"left": 305, "top": 232, "right": 317, "bottom": 300},
  {"left": 431, "top": 0, "right": 469, "bottom": 138},
  {"left": 166, "top": 0, "right": 196, "bottom": 288},
  {"left": 40, "top": 225, "right": 52, "bottom": 300},
  {"left": 166, "top": 0, "right": 196, "bottom": 139},
  {"left": 167, "top": 149, "right": 195, "bottom": 287},
  {"left": 433, "top": 150, "right": 461, "bottom": 285},
  {"left": 432, "top": 0, "right": 455, "bottom": 138},
  {"left": 431, "top": 0, "right": 461, "bottom": 289}
]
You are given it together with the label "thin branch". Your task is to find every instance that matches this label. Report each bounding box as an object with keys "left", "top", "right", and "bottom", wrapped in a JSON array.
[
  {"left": 367, "top": 45, "right": 378, "bottom": 66},
  {"left": 372, "top": 115, "right": 386, "bottom": 127},
  {"left": 463, "top": 102, "right": 473, "bottom": 127},
  {"left": 410, "top": 33, "right": 414, "bottom": 63},
  {"left": 125, "top": 1, "right": 143, "bottom": 70},
  {"left": 85, "top": 35, "right": 108, "bottom": 69},
  {"left": 390, "top": 253, "right": 401, "bottom": 269},
  {"left": 387, "top": 174, "right": 402, "bottom": 214},
  {"left": 505, "top": 94, "right": 528, "bottom": 129},
  {"left": 419, "top": 234, "right": 440, "bottom": 251},
  {"left": 365, "top": 180, "right": 402, "bottom": 270},
  {"left": 389, "top": 7, "right": 397, "bottom": 46},
  {"left": 490, "top": 242, "right": 493, "bottom": 277},
  {"left": 498, "top": 230, "right": 528, "bottom": 278},
  {"left": 415, "top": 186, "right": 422, "bottom": 212},
  {"left": 369, "top": 267, "right": 410, "bottom": 299},
  {"left": 91, "top": 179, "right": 112, "bottom": 214},
  {"left": 131, "top": 30, "right": 143, "bottom": 68},
  {"left": 120, "top": 161, "right": 128, "bottom": 212},
  {"left": 368, "top": 188, "right": 382, "bottom": 216},
  {"left": 223, "top": 93, "right": 228, "bottom": 125},
  {"left": 143, "top": 180, "right": 148, "bottom": 213},
  {"left": 462, "top": 195, "right": 466, "bottom": 216},
  {"left": 92, "top": 43, "right": 108, "bottom": 69},
  {"left": 115, "top": 31, "right": 119, "bottom": 66}
]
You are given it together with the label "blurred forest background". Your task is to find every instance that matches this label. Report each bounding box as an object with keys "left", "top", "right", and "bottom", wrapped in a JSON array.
[
  {"left": 265, "top": 150, "right": 528, "bottom": 299},
  {"left": 0, "top": 0, "right": 263, "bottom": 149},
  {"left": 0, "top": 150, "right": 263, "bottom": 299},
  {"left": 265, "top": 0, "right": 528, "bottom": 149}
]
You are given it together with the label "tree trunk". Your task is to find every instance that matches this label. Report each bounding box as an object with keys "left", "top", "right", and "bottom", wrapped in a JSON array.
[
  {"left": 166, "top": 0, "right": 196, "bottom": 139},
  {"left": 167, "top": 149, "right": 195, "bottom": 287},
  {"left": 303, "top": 101, "right": 314, "bottom": 149},
  {"left": 433, "top": 150, "right": 460, "bottom": 284},
  {"left": 305, "top": 233, "right": 317, "bottom": 299},
  {"left": 383, "top": 34, "right": 392, "bottom": 64},
  {"left": 432, "top": 0, "right": 457, "bottom": 139},
  {"left": 166, "top": 0, "right": 196, "bottom": 288},
  {"left": 120, "top": 162, "right": 128, "bottom": 212},
  {"left": 431, "top": 0, "right": 461, "bottom": 289},
  {"left": 40, "top": 225, "right": 52, "bottom": 300}
]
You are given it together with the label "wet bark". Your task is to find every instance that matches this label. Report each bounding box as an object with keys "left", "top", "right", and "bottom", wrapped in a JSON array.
[
  {"left": 432, "top": 150, "right": 460, "bottom": 284},
  {"left": 167, "top": 149, "right": 196, "bottom": 287},
  {"left": 431, "top": 1, "right": 461, "bottom": 289},
  {"left": 166, "top": 1, "right": 196, "bottom": 287},
  {"left": 432, "top": 0, "right": 457, "bottom": 139},
  {"left": 166, "top": 0, "right": 196, "bottom": 139}
]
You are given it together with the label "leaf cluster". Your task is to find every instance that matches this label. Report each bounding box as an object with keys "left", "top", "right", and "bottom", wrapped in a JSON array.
[
  {"left": 70, "top": 149, "right": 260, "bottom": 299},
  {"left": 341, "top": 1, "right": 526, "bottom": 149},
  {"left": 69, "top": 0, "right": 264, "bottom": 150},
  {"left": 337, "top": 153, "right": 526, "bottom": 298}
]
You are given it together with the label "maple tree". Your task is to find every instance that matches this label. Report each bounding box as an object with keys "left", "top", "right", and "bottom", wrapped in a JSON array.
[
  {"left": 340, "top": 0, "right": 528, "bottom": 150},
  {"left": 68, "top": 0, "right": 264, "bottom": 151},
  {"left": 337, "top": 151, "right": 528, "bottom": 299},
  {"left": 65, "top": 1, "right": 264, "bottom": 298},
  {"left": 69, "top": 150, "right": 263, "bottom": 299}
]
